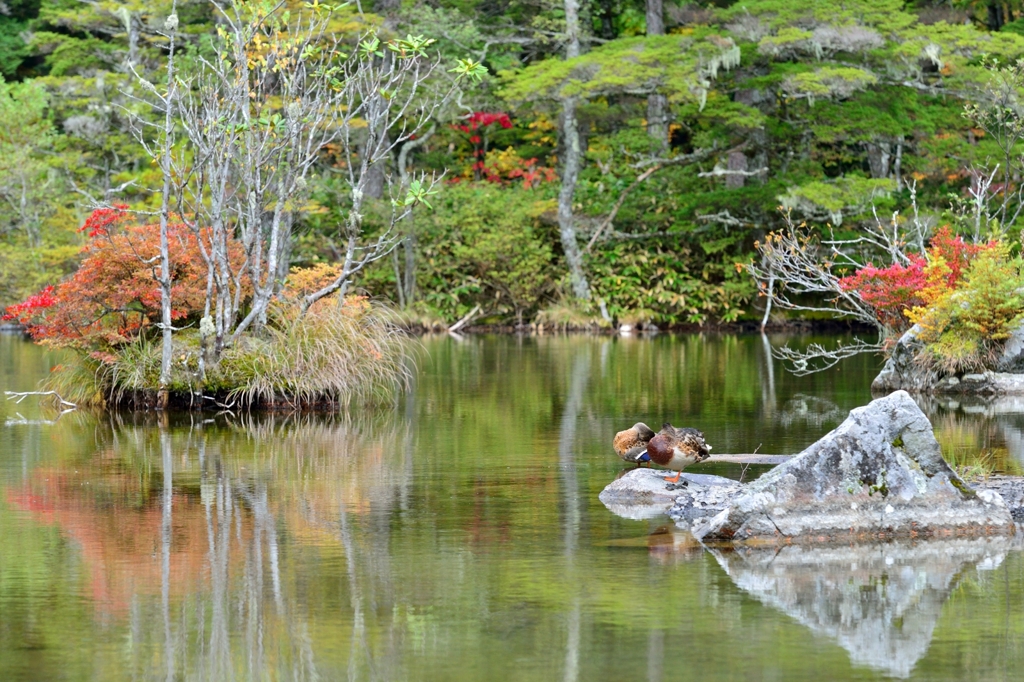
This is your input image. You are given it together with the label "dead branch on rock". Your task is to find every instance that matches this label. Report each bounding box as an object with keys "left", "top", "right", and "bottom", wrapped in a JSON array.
[
  {"left": 773, "top": 339, "right": 882, "bottom": 376},
  {"left": 746, "top": 212, "right": 882, "bottom": 329}
]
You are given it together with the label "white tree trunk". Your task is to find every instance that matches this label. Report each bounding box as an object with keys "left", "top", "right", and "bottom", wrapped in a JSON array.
[
  {"left": 157, "top": 7, "right": 178, "bottom": 403},
  {"left": 646, "top": 0, "right": 668, "bottom": 151},
  {"left": 558, "top": 0, "right": 591, "bottom": 300}
]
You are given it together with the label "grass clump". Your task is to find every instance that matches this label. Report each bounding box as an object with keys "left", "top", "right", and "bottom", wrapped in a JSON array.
[
  {"left": 946, "top": 449, "right": 997, "bottom": 483},
  {"left": 218, "top": 296, "right": 410, "bottom": 408},
  {"left": 41, "top": 295, "right": 410, "bottom": 410}
]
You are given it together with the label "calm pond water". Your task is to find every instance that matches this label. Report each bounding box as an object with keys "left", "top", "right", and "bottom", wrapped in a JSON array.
[{"left": 2, "top": 331, "right": 1024, "bottom": 681}]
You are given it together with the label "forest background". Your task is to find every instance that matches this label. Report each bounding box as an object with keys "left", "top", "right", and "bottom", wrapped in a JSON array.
[{"left": 3, "top": 0, "right": 1024, "bottom": 331}]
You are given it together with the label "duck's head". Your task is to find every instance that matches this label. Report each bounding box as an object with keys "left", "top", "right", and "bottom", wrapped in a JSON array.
[
  {"left": 613, "top": 422, "right": 656, "bottom": 457},
  {"left": 633, "top": 422, "right": 656, "bottom": 441}
]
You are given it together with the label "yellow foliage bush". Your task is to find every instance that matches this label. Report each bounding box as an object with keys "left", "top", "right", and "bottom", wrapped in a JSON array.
[{"left": 907, "top": 245, "right": 1024, "bottom": 373}]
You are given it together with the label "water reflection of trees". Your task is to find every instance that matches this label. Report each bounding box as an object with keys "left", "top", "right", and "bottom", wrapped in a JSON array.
[
  {"left": 7, "top": 411, "right": 413, "bottom": 680},
  {"left": 11, "top": 336, "right": 1024, "bottom": 680}
]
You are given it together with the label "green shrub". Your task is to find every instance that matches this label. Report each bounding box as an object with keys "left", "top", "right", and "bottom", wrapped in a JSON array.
[
  {"left": 911, "top": 245, "right": 1024, "bottom": 373},
  {"left": 586, "top": 237, "right": 755, "bottom": 325},
  {"left": 364, "top": 183, "right": 556, "bottom": 325}
]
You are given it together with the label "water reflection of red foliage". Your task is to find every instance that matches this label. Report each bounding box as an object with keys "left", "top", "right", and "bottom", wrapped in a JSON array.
[{"left": 6, "top": 469, "right": 245, "bottom": 617}]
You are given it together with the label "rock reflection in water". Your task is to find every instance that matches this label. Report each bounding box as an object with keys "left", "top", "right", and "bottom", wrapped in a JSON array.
[
  {"left": 710, "top": 537, "right": 1015, "bottom": 679},
  {"left": 779, "top": 393, "right": 848, "bottom": 428}
]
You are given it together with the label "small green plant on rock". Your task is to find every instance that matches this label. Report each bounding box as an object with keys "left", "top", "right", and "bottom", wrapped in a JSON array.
[{"left": 947, "top": 449, "right": 996, "bottom": 483}]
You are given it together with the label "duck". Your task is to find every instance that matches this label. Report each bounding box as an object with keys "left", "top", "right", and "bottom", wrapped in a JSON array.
[
  {"left": 612, "top": 422, "right": 656, "bottom": 466},
  {"left": 645, "top": 423, "right": 712, "bottom": 483}
]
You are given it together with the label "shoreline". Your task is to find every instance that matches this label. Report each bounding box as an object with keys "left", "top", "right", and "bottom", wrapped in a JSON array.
[
  {"left": 1, "top": 318, "right": 879, "bottom": 339},
  {"left": 406, "top": 318, "right": 876, "bottom": 336}
]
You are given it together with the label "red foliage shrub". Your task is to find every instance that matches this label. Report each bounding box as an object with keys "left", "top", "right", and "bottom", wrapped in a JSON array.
[
  {"left": 4, "top": 208, "right": 248, "bottom": 350},
  {"left": 927, "top": 226, "right": 991, "bottom": 287},
  {"left": 453, "top": 111, "right": 513, "bottom": 134},
  {"left": 2, "top": 285, "right": 57, "bottom": 336},
  {"left": 79, "top": 204, "right": 130, "bottom": 238},
  {"left": 838, "top": 226, "right": 996, "bottom": 333},
  {"left": 839, "top": 254, "right": 927, "bottom": 331}
]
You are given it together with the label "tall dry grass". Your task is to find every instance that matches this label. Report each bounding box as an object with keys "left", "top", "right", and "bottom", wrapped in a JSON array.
[{"left": 219, "top": 296, "right": 412, "bottom": 408}]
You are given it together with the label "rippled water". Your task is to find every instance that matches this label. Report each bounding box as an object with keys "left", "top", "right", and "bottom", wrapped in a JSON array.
[{"left": 2, "top": 331, "right": 1024, "bottom": 681}]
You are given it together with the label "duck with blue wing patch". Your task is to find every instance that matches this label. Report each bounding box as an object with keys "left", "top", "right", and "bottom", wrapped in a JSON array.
[{"left": 612, "top": 422, "right": 656, "bottom": 466}]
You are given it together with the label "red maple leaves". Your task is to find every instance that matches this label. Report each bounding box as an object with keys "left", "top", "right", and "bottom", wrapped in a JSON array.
[
  {"left": 838, "top": 227, "right": 993, "bottom": 332},
  {"left": 4, "top": 208, "right": 248, "bottom": 350},
  {"left": 453, "top": 111, "right": 513, "bottom": 134}
]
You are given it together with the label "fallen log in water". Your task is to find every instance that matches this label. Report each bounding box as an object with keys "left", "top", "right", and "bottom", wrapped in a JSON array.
[{"left": 705, "top": 454, "right": 791, "bottom": 465}]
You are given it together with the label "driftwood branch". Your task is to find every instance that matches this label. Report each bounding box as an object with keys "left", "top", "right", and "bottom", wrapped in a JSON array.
[
  {"left": 448, "top": 305, "right": 481, "bottom": 333},
  {"left": 5, "top": 390, "right": 78, "bottom": 410}
]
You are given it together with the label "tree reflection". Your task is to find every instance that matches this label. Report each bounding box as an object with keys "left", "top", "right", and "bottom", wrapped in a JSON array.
[{"left": 6, "top": 412, "right": 411, "bottom": 680}]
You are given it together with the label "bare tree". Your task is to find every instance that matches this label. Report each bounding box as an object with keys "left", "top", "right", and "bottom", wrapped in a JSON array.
[
  {"left": 746, "top": 205, "right": 937, "bottom": 374},
  {"left": 168, "top": 1, "right": 482, "bottom": 360},
  {"left": 155, "top": 9, "right": 180, "bottom": 403},
  {"left": 122, "top": 5, "right": 180, "bottom": 402},
  {"left": 392, "top": 124, "right": 436, "bottom": 307},
  {"left": 962, "top": 59, "right": 1024, "bottom": 236}
]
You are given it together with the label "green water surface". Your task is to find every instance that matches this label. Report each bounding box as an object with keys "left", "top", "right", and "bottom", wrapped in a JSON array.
[{"left": 1, "top": 332, "right": 1023, "bottom": 681}]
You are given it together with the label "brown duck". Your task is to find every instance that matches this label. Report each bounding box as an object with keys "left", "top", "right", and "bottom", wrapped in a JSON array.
[
  {"left": 612, "top": 422, "right": 656, "bottom": 466},
  {"left": 645, "top": 423, "right": 711, "bottom": 483}
]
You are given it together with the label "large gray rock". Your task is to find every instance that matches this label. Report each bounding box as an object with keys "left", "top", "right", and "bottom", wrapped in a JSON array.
[
  {"left": 598, "top": 468, "right": 741, "bottom": 521},
  {"left": 711, "top": 536, "right": 1016, "bottom": 678},
  {"left": 692, "top": 391, "right": 1014, "bottom": 543}
]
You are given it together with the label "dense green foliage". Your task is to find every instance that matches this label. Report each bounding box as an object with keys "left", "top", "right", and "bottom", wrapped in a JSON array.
[{"left": 6, "top": 0, "right": 1024, "bottom": 329}]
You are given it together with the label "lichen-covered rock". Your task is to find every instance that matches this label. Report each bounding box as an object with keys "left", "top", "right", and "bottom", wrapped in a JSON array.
[
  {"left": 871, "top": 325, "right": 938, "bottom": 393},
  {"left": 997, "top": 322, "right": 1024, "bottom": 372},
  {"left": 975, "top": 476, "right": 1024, "bottom": 521},
  {"left": 667, "top": 477, "right": 743, "bottom": 527},
  {"left": 598, "top": 468, "right": 741, "bottom": 521},
  {"left": 692, "top": 391, "right": 1014, "bottom": 543}
]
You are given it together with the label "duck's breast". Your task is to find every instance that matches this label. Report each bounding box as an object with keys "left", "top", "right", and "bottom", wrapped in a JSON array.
[{"left": 666, "top": 447, "right": 702, "bottom": 471}]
